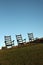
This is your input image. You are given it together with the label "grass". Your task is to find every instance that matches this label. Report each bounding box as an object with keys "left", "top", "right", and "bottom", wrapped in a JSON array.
[{"left": 0, "top": 43, "right": 43, "bottom": 65}]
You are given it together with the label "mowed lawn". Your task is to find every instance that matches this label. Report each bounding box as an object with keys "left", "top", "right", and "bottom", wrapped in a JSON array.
[{"left": 0, "top": 43, "right": 43, "bottom": 65}]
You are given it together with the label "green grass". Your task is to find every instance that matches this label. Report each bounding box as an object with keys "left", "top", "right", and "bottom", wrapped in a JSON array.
[{"left": 0, "top": 43, "right": 43, "bottom": 65}]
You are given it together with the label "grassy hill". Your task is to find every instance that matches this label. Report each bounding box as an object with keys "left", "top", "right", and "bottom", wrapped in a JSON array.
[{"left": 0, "top": 43, "right": 43, "bottom": 65}]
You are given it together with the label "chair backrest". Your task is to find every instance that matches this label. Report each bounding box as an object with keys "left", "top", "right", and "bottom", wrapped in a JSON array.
[
  {"left": 4, "top": 36, "right": 13, "bottom": 47},
  {"left": 16, "top": 34, "right": 23, "bottom": 44},
  {"left": 28, "top": 33, "right": 34, "bottom": 42}
]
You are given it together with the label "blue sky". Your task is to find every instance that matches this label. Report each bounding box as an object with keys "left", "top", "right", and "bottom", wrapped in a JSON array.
[{"left": 0, "top": 0, "right": 43, "bottom": 48}]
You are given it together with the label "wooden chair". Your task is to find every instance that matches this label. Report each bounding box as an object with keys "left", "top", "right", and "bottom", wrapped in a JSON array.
[{"left": 4, "top": 36, "right": 14, "bottom": 47}]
